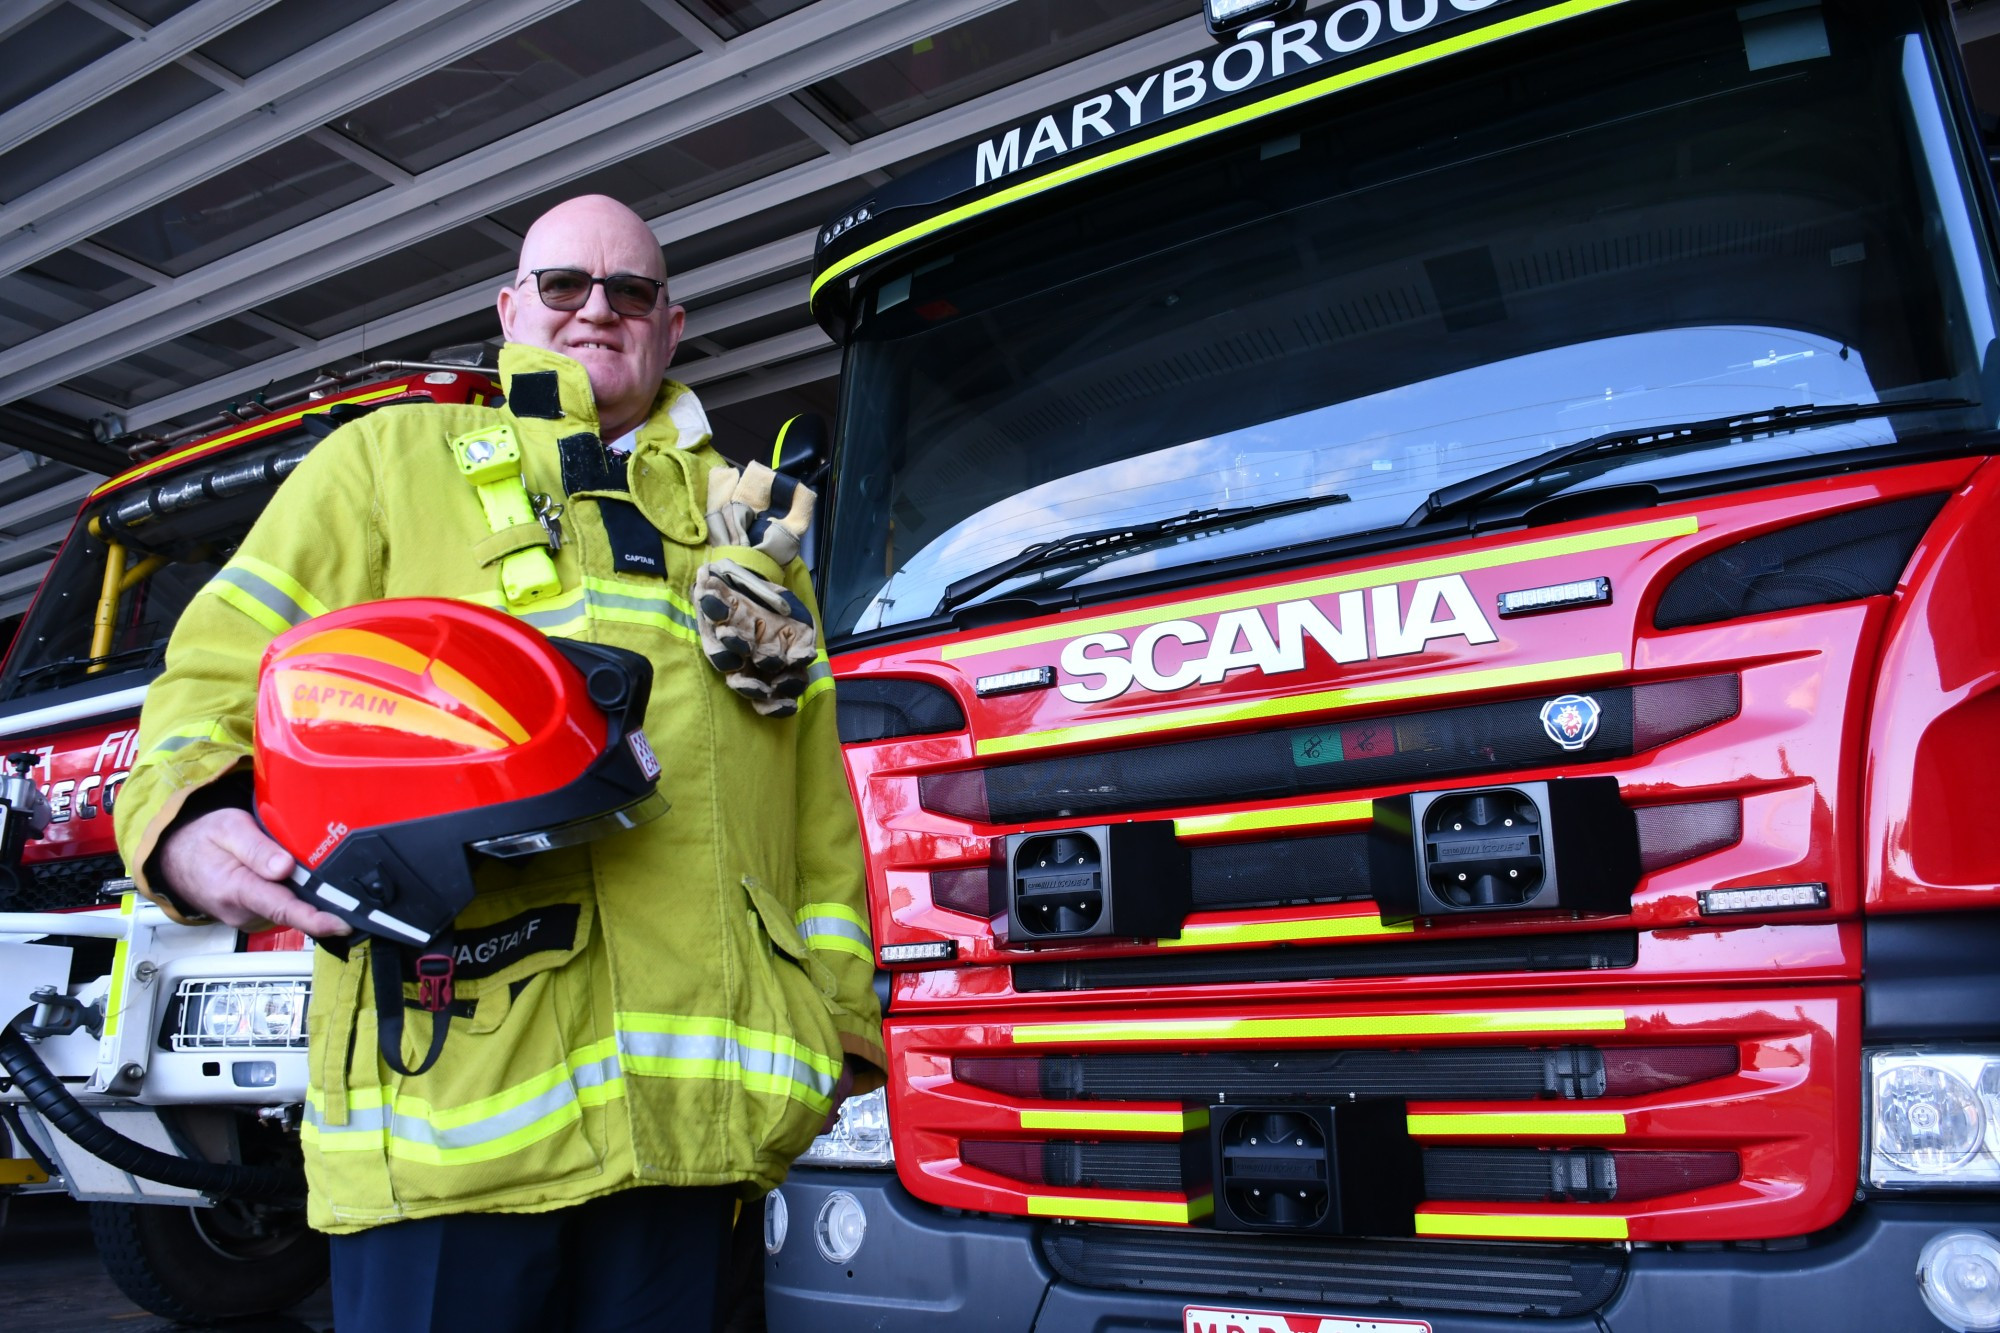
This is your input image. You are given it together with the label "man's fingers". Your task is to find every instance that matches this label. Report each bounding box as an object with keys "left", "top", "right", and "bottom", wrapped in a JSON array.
[
  {"left": 231, "top": 876, "right": 350, "bottom": 939},
  {"left": 203, "top": 807, "right": 296, "bottom": 881},
  {"left": 156, "top": 807, "right": 335, "bottom": 932}
]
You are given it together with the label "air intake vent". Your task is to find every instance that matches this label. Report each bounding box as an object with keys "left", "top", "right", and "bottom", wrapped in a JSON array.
[
  {"left": 836, "top": 677, "right": 965, "bottom": 743},
  {"left": 967, "top": 1139, "right": 1738, "bottom": 1206},
  {"left": 952, "top": 1045, "right": 1738, "bottom": 1103},
  {"left": 1039, "top": 1227, "right": 1624, "bottom": 1318},
  {"left": 930, "top": 867, "right": 998, "bottom": 918},
  {"left": 1011, "top": 930, "right": 1636, "bottom": 993},
  {"left": 922, "top": 678, "right": 1737, "bottom": 824},
  {"left": 9, "top": 853, "right": 127, "bottom": 913},
  {"left": 1654, "top": 493, "right": 1946, "bottom": 630}
]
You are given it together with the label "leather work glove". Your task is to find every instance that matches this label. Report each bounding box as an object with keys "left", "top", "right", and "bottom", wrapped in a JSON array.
[
  {"left": 704, "top": 462, "right": 815, "bottom": 561},
  {"left": 740, "top": 466, "right": 815, "bottom": 569},
  {"left": 695, "top": 464, "right": 820, "bottom": 716}
]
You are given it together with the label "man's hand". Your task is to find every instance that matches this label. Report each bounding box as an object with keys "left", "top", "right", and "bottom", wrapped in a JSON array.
[{"left": 157, "top": 808, "right": 349, "bottom": 938}]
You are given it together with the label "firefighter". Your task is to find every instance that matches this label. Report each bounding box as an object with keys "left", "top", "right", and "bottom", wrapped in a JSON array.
[{"left": 111, "top": 195, "right": 884, "bottom": 1332}]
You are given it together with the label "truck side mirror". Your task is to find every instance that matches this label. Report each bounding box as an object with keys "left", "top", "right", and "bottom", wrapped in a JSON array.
[
  {"left": 768, "top": 413, "right": 831, "bottom": 575},
  {"left": 770, "top": 413, "right": 830, "bottom": 488}
]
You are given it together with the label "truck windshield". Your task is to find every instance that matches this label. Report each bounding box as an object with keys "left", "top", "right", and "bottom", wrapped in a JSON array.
[
  {"left": 0, "top": 434, "right": 307, "bottom": 701},
  {"left": 824, "top": 0, "right": 2000, "bottom": 640}
]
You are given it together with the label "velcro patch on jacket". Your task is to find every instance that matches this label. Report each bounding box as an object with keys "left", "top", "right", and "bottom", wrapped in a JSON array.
[
  {"left": 598, "top": 499, "right": 667, "bottom": 577},
  {"left": 507, "top": 371, "right": 564, "bottom": 419},
  {"left": 403, "top": 904, "right": 581, "bottom": 982},
  {"left": 560, "top": 433, "right": 627, "bottom": 495}
]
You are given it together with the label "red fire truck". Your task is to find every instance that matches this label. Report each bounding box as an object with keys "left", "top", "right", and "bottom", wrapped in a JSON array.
[
  {"left": 0, "top": 363, "right": 495, "bottom": 1321},
  {"left": 768, "top": 0, "right": 2000, "bottom": 1329}
]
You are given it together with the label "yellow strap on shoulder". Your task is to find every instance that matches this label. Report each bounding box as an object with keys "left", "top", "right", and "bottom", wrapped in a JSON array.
[{"left": 449, "top": 426, "right": 560, "bottom": 607}]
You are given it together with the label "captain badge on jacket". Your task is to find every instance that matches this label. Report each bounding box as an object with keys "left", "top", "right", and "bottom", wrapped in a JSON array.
[{"left": 111, "top": 195, "right": 883, "bottom": 1333}]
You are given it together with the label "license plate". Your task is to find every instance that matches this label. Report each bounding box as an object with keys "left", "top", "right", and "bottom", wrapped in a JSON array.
[{"left": 1183, "top": 1306, "right": 1432, "bottom": 1333}]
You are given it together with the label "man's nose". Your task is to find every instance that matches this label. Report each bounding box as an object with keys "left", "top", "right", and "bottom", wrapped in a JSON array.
[{"left": 575, "top": 281, "right": 619, "bottom": 323}]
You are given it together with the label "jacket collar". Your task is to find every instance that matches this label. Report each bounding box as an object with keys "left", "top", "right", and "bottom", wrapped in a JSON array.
[{"left": 497, "top": 344, "right": 711, "bottom": 452}]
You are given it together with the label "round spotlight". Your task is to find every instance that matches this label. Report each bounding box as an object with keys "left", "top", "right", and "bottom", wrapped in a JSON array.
[
  {"left": 814, "top": 1190, "right": 867, "bottom": 1265},
  {"left": 764, "top": 1189, "right": 788, "bottom": 1256},
  {"left": 1920, "top": 1230, "right": 2000, "bottom": 1332}
]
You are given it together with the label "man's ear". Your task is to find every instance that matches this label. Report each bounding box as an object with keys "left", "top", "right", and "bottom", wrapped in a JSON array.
[
  {"left": 496, "top": 281, "right": 520, "bottom": 340},
  {"left": 660, "top": 303, "right": 687, "bottom": 368}
]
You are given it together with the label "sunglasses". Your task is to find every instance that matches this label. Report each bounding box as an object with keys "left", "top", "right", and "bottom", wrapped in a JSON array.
[{"left": 525, "top": 268, "right": 666, "bottom": 318}]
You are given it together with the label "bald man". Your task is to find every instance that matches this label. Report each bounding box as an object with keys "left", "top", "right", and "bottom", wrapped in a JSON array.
[{"left": 116, "top": 196, "right": 884, "bottom": 1333}]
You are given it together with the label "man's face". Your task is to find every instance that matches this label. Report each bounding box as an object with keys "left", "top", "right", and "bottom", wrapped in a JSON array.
[{"left": 497, "top": 198, "right": 687, "bottom": 433}]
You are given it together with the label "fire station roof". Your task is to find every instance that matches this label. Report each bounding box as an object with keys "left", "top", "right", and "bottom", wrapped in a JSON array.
[
  {"left": 0, "top": 0, "right": 1218, "bottom": 616},
  {"left": 0, "top": 0, "right": 1993, "bottom": 622}
]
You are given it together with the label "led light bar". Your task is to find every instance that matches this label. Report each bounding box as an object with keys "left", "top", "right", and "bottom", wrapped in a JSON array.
[
  {"left": 1697, "top": 883, "right": 1827, "bottom": 916},
  {"left": 880, "top": 940, "right": 958, "bottom": 965},
  {"left": 975, "top": 666, "right": 1055, "bottom": 697},
  {"left": 1498, "top": 578, "right": 1612, "bottom": 618}
]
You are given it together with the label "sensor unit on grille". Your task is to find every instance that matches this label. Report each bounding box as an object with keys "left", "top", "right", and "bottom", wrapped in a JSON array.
[
  {"left": 835, "top": 677, "right": 965, "bottom": 743},
  {"left": 1370, "top": 778, "right": 1639, "bottom": 923},
  {"left": 1654, "top": 493, "right": 1946, "bottom": 630},
  {"left": 997, "top": 822, "right": 1190, "bottom": 945},
  {"left": 1209, "top": 1101, "right": 1420, "bottom": 1235}
]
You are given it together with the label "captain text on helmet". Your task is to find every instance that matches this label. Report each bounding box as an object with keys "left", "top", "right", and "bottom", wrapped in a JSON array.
[{"left": 113, "top": 195, "right": 883, "bottom": 1333}]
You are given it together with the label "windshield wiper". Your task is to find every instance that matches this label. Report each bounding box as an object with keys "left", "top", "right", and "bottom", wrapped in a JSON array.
[
  {"left": 934, "top": 491, "right": 1352, "bottom": 616},
  {"left": 9, "top": 642, "right": 166, "bottom": 690},
  {"left": 1407, "top": 399, "right": 1979, "bottom": 529}
]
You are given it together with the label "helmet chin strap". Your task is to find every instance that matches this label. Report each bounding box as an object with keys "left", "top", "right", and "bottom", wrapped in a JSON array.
[{"left": 369, "top": 933, "right": 455, "bottom": 1077}]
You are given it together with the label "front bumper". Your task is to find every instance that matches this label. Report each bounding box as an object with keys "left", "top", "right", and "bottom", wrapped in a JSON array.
[
  {"left": 0, "top": 908, "right": 309, "bottom": 1105},
  {"left": 766, "top": 1169, "right": 2000, "bottom": 1331}
]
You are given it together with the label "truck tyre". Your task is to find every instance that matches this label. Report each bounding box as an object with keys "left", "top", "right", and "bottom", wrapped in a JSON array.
[{"left": 88, "top": 1199, "right": 327, "bottom": 1323}]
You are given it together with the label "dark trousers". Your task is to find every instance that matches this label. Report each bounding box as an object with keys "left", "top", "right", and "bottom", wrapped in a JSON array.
[{"left": 328, "top": 1185, "right": 736, "bottom": 1333}]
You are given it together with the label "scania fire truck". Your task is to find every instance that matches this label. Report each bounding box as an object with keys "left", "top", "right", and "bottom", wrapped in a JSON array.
[
  {"left": 0, "top": 363, "right": 495, "bottom": 1322},
  {"left": 769, "top": 0, "right": 2000, "bottom": 1328}
]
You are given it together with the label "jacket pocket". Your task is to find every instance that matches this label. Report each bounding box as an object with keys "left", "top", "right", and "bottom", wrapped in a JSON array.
[
  {"left": 741, "top": 873, "right": 838, "bottom": 1000},
  {"left": 737, "top": 875, "right": 844, "bottom": 1163},
  {"left": 320, "top": 880, "right": 612, "bottom": 1216}
]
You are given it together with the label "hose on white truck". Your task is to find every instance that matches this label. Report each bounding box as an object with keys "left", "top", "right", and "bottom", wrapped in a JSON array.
[{"left": 0, "top": 1007, "right": 304, "bottom": 1201}]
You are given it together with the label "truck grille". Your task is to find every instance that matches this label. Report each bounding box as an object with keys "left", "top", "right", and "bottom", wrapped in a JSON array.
[
  {"left": 7, "top": 853, "right": 126, "bottom": 912},
  {"left": 930, "top": 802, "right": 1739, "bottom": 921},
  {"left": 967, "top": 1140, "right": 1738, "bottom": 1205},
  {"left": 921, "top": 676, "right": 1737, "bottom": 823},
  {"left": 887, "top": 988, "right": 1855, "bottom": 1243},
  {"left": 1038, "top": 1226, "right": 1625, "bottom": 1318},
  {"left": 1012, "top": 930, "right": 1637, "bottom": 992},
  {"left": 952, "top": 1044, "right": 1736, "bottom": 1102}
]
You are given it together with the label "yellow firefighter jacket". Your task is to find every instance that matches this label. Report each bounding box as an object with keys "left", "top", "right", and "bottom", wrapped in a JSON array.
[{"left": 112, "top": 345, "right": 885, "bottom": 1233}]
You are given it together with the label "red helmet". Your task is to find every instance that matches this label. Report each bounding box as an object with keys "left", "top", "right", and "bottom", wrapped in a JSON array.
[{"left": 255, "top": 598, "right": 665, "bottom": 946}]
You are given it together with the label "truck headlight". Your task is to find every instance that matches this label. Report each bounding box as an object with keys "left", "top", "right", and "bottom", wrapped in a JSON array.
[
  {"left": 171, "top": 979, "right": 310, "bottom": 1051},
  {"left": 797, "top": 1087, "right": 893, "bottom": 1168},
  {"left": 1867, "top": 1050, "right": 2000, "bottom": 1187}
]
